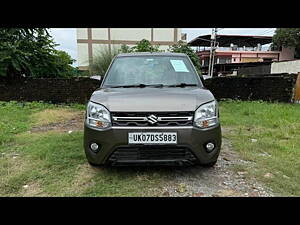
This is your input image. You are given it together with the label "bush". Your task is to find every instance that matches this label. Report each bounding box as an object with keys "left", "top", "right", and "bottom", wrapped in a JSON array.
[
  {"left": 119, "top": 39, "right": 162, "bottom": 53},
  {"left": 119, "top": 44, "right": 132, "bottom": 53},
  {"left": 89, "top": 47, "right": 119, "bottom": 76},
  {"left": 130, "top": 39, "right": 162, "bottom": 52},
  {"left": 89, "top": 40, "right": 163, "bottom": 76}
]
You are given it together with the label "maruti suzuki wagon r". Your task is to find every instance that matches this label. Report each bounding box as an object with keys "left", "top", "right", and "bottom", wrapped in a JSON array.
[{"left": 84, "top": 52, "right": 221, "bottom": 166}]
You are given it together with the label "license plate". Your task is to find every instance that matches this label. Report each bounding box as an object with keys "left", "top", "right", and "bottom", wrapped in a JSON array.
[{"left": 128, "top": 132, "right": 177, "bottom": 144}]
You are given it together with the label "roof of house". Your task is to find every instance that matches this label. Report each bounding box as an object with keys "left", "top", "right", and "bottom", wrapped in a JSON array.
[{"left": 188, "top": 34, "right": 273, "bottom": 47}]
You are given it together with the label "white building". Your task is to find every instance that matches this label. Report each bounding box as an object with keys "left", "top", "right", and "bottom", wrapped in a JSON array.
[{"left": 76, "top": 28, "right": 186, "bottom": 70}]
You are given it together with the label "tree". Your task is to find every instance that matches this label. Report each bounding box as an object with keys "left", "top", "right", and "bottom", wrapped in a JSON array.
[
  {"left": 119, "top": 44, "right": 132, "bottom": 53},
  {"left": 31, "top": 50, "right": 76, "bottom": 77},
  {"left": 130, "top": 39, "right": 161, "bottom": 52},
  {"left": 120, "top": 40, "right": 201, "bottom": 74},
  {"left": 119, "top": 39, "right": 162, "bottom": 53},
  {"left": 168, "top": 41, "right": 201, "bottom": 74},
  {"left": 272, "top": 28, "right": 300, "bottom": 58},
  {"left": 0, "top": 28, "right": 76, "bottom": 78}
]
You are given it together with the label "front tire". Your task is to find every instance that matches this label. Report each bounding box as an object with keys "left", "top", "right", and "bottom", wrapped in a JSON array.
[
  {"left": 88, "top": 161, "right": 100, "bottom": 167},
  {"left": 201, "top": 160, "right": 217, "bottom": 167}
]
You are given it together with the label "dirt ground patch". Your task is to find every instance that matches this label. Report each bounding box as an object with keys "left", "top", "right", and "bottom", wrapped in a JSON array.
[
  {"left": 147, "top": 134, "right": 274, "bottom": 197},
  {"left": 31, "top": 110, "right": 84, "bottom": 133},
  {"left": 20, "top": 182, "right": 45, "bottom": 197}
]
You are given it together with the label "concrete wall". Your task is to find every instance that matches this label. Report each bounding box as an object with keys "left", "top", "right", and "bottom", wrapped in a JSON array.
[
  {"left": 77, "top": 43, "right": 89, "bottom": 67},
  {"left": 76, "top": 28, "right": 88, "bottom": 39},
  {"left": 279, "top": 47, "right": 295, "bottom": 61},
  {"left": 110, "top": 28, "right": 151, "bottom": 41},
  {"left": 0, "top": 74, "right": 298, "bottom": 104},
  {"left": 271, "top": 59, "right": 300, "bottom": 74},
  {"left": 238, "top": 64, "right": 271, "bottom": 76},
  {"left": 0, "top": 77, "right": 100, "bottom": 104},
  {"left": 204, "top": 74, "right": 298, "bottom": 103},
  {"left": 77, "top": 28, "right": 183, "bottom": 70}
]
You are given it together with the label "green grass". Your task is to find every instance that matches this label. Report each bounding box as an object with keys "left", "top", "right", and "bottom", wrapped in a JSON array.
[
  {"left": 0, "top": 101, "right": 169, "bottom": 196},
  {"left": 0, "top": 100, "right": 299, "bottom": 196},
  {"left": 219, "top": 100, "right": 300, "bottom": 196}
]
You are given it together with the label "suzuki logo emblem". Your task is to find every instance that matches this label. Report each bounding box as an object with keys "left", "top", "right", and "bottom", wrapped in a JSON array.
[{"left": 147, "top": 114, "right": 158, "bottom": 124}]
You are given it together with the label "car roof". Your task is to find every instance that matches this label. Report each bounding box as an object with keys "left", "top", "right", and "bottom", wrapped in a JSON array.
[{"left": 116, "top": 52, "right": 187, "bottom": 57}]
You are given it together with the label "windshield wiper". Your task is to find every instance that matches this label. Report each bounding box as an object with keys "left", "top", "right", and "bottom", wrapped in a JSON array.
[
  {"left": 109, "top": 84, "right": 164, "bottom": 88},
  {"left": 109, "top": 83, "right": 197, "bottom": 88},
  {"left": 166, "top": 83, "right": 198, "bottom": 87}
]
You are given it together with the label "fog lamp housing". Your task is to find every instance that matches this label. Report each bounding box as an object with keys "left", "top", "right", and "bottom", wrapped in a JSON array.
[
  {"left": 205, "top": 142, "right": 215, "bottom": 152},
  {"left": 90, "top": 143, "right": 99, "bottom": 152}
]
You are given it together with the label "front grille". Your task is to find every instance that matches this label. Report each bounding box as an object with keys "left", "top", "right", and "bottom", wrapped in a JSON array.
[
  {"left": 108, "top": 145, "right": 197, "bottom": 164},
  {"left": 111, "top": 111, "right": 194, "bottom": 127}
]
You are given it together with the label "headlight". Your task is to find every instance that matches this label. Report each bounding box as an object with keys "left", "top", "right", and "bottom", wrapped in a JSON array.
[
  {"left": 194, "top": 100, "right": 218, "bottom": 128},
  {"left": 86, "top": 102, "right": 111, "bottom": 129}
]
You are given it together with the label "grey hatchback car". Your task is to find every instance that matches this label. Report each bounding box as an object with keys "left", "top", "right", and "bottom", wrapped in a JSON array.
[{"left": 84, "top": 52, "right": 221, "bottom": 166}]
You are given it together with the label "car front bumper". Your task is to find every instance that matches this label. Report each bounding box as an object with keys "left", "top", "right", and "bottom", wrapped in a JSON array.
[{"left": 84, "top": 123, "right": 222, "bottom": 166}]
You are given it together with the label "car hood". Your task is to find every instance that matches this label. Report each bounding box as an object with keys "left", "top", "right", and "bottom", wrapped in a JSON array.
[{"left": 90, "top": 87, "right": 215, "bottom": 112}]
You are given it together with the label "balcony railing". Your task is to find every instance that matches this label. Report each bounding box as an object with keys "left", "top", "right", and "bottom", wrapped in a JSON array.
[{"left": 195, "top": 46, "right": 272, "bottom": 52}]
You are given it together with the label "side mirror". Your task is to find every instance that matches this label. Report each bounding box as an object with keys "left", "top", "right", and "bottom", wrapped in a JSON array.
[
  {"left": 90, "top": 75, "right": 102, "bottom": 81},
  {"left": 200, "top": 76, "right": 205, "bottom": 86}
]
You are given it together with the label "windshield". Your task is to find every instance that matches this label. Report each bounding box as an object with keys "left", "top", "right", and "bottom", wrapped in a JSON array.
[{"left": 102, "top": 55, "right": 201, "bottom": 87}]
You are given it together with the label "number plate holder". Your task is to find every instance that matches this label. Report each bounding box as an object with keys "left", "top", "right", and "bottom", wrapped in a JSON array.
[{"left": 128, "top": 132, "right": 177, "bottom": 144}]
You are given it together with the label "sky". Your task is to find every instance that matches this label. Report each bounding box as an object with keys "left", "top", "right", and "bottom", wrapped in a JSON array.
[{"left": 49, "top": 28, "right": 276, "bottom": 67}]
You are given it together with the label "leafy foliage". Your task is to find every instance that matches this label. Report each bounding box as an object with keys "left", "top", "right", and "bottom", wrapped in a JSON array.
[
  {"left": 120, "top": 39, "right": 201, "bottom": 74},
  {"left": 119, "top": 44, "right": 132, "bottom": 53},
  {"left": 130, "top": 39, "right": 161, "bottom": 52},
  {"left": 168, "top": 41, "right": 201, "bottom": 74},
  {"left": 0, "top": 28, "right": 76, "bottom": 78},
  {"left": 91, "top": 39, "right": 202, "bottom": 76},
  {"left": 119, "top": 39, "right": 162, "bottom": 53},
  {"left": 272, "top": 28, "right": 300, "bottom": 58},
  {"left": 89, "top": 47, "right": 119, "bottom": 76},
  {"left": 30, "top": 49, "right": 77, "bottom": 77},
  {"left": 90, "top": 39, "right": 163, "bottom": 76}
]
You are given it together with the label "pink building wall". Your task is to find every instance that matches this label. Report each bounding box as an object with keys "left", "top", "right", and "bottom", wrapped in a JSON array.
[
  {"left": 230, "top": 51, "right": 280, "bottom": 63},
  {"left": 198, "top": 48, "right": 295, "bottom": 64}
]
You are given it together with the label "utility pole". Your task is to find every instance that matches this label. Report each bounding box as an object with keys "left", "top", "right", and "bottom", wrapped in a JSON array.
[{"left": 208, "top": 28, "right": 218, "bottom": 77}]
